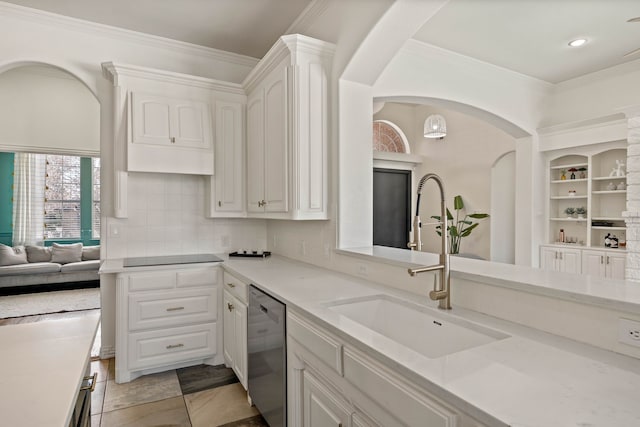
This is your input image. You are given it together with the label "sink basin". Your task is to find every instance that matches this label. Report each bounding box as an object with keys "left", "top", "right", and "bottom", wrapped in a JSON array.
[{"left": 327, "top": 295, "right": 508, "bottom": 359}]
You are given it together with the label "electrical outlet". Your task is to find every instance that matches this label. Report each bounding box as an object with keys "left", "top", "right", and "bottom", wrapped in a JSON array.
[
  {"left": 221, "top": 235, "right": 230, "bottom": 247},
  {"left": 300, "top": 240, "right": 307, "bottom": 256},
  {"left": 272, "top": 235, "right": 277, "bottom": 249},
  {"left": 618, "top": 318, "right": 640, "bottom": 348}
]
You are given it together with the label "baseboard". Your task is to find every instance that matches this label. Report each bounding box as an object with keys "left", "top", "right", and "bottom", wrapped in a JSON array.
[{"left": 100, "top": 345, "right": 115, "bottom": 359}]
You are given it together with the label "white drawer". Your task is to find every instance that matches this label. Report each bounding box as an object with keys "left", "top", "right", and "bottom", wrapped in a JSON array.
[
  {"left": 223, "top": 271, "right": 248, "bottom": 303},
  {"left": 288, "top": 311, "right": 343, "bottom": 375},
  {"left": 128, "top": 288, "right": 218, "bottom": 331},
  {"left": 343, "top": 347, "right": 457, "bottom": 427},
  {"left": 177, "top": 266, "right": 219, "bottom": 288},
  {"left": 128, "top": 323, "right": 217, "bottom": 370},
  {"left": 127, "top": 271, "right": 175, "bottom": 292}
]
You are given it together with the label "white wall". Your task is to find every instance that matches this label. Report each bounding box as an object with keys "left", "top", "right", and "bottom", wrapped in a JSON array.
[
  {"left": 373, "top": 103, "right": 515, "bottom": 259},
  {"left": 491, "top": 151, "right": 516, "bottom": 264},
  {"left": 0, "top": 65, "right": 99, "bottom": 155}
]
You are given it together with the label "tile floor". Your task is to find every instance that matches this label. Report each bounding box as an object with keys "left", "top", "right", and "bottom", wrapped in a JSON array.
[{"left": 91, "top": 359, "right": 268, "bottom": 427}]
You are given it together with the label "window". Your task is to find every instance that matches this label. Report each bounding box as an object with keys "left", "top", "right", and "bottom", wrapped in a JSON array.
[
  {"left": 41, "top": 154, "right": 100, "bottom": 242},
  {"left": 92, "top": 157, "right": 101, "bottom": 239},
  {"left": 372, "top": 120, "right": 410, "bottom": 153},
  {"left": 44, "top": 155, "right": 81, "bottom": 239}
]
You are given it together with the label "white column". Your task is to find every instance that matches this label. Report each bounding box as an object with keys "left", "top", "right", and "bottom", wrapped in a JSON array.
[{"left": 621, "top": 105, "right": 640, "bottom": 281}]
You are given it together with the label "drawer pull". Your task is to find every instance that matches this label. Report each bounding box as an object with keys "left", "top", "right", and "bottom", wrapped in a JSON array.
[
  {"left": 226, "top": 283, "right": 236, "bottom": 288},
  {"left": 260, "top": 304, "right": 268, "bottom": 314},
  {"left": 166, "top": 306, "right": 185, "bottom": 312},
  {"left": 227, "top": 302, "right": 234, "bottom": 311},
  {"left": 166, "top": 343, "right": 185, "bottom": 350},
  {"left": 80, "top": 373, "right": 98, "bottom": 392}
]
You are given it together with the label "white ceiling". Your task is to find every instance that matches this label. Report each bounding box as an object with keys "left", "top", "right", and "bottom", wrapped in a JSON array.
[
  {"left": 2, "top": 0, "right": 312, "bottom": 59},
  {"left": 413, "top": 0, "right": 640, "bottom": 83},
  {"left": 3, "top": 0, "right": 640, "bottom": 83}
]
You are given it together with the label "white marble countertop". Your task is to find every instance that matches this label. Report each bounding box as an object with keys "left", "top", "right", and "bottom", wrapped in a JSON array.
[
  {"left": 338, "top": 246, "right": 640, "bottom": 314},
  {"left": 223, "top": 255, "right": 640, "bottom": 427},
  {"left": 0, "top": 312, "right": 100, "bottom": 427},
  {"left": 99, "top": 258, "right": 222, "bottom": 274}
]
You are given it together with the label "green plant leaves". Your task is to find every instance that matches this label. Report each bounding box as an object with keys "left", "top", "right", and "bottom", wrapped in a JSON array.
[
  {"left": 468, "top": 213, "right": 489, "bottom": 219},
  {"left": 453, "top": 195, "right": 464, "bottom": 210},
  {"left": 429, "top": 195, "right": 489, "bottom": 254}
]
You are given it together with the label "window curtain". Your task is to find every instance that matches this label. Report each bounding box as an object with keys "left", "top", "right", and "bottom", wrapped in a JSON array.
[{"left": 12, "top": 152, "right": 46, "bottom": 246}]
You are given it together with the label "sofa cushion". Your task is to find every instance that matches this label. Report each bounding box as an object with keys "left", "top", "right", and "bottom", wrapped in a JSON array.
[
  {"left": 0, "top": 262, "right": 62, "bottom": 276},
  {"left": 51, "top": 243, "right": 83, "bottom": 264},
  {"left": 26, "top": 245, "right": 52, "bottom": 263},
  {"left": 82, "top": 245, "right": 100, "bottom": 261},
  {"left": 0, "top": 244, "right": 28, "bottom": 266},
  {"left": 60, "top": 260, "right": 100, "bottom": 273}
]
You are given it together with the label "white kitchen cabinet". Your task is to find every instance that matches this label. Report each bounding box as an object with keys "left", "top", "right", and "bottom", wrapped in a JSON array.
[
  {"left": 303, "top": 369, "right": 351, "bottom": 427},
  {"left": 206, "top": 99, "right": 246, "bottom": 217},
  {"left": 128, "top": 91, "right": 213, "bottom": 175},
  {"left": 540, "top": 246, "right": 581, "bottom": 274},
  {"left": 115, "top": 264, "right": 222, "bottom": 383},
  {"left": 223, "top": 290, "right": 248, "bottom": 389},
  {"left": 222, "top": 272, "right": 249, "bottom": 389},
  {"left": 287, "top": 310, "right": 488, "bottom": 427},
  {"left": 244, "top": 34, "right": 334, "bottom": 220},
  {"left": 582, "top": 249, "right": 626, "bottom": 279}
]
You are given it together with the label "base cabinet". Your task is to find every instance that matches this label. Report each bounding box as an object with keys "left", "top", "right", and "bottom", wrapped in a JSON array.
[
  {"left": 222, "top": 272, "right": 249, "bottom": 389},
  {"left": 581, "top": 249, "right": 626, "bottom": 279},
  {"left": 115, "top": 265, "right": 222, "bottom": 383},
  {"left": 288, "top": 310, "right": 489, "bottom": 427},
  {"left": 540, "top": 245, "right": 626, "bottom": 278}
]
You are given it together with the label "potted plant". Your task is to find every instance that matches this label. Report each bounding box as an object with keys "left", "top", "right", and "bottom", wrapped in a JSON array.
[
  {"left": 431, "top": 195, "right": 489, "bottom": 255},
  {"left": 565, "top": 207, "right": 576, "bottom": 218},
  {"left": 578, "top": 167, "right": 587, "bottom": 179},
  {"left": 576, "top": 206, "right": 587, "bottom": 219}
]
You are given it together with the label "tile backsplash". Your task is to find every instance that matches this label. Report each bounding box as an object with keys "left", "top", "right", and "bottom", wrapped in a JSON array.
[{"left": 106, "top": 173, "right": 267, "bottom": 258}]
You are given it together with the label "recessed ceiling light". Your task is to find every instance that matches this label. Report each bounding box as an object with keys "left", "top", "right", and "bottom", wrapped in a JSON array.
[{"left": 568, "top": 38, "right": 587, "bottom": 47}]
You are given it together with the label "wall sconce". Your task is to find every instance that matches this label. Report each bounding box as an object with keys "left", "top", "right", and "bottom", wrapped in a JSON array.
[{"left": 423, "top": 114, "right": 447, "bottom": 139}]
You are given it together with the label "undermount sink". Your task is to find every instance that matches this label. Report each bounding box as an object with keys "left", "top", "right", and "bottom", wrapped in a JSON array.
[{"left": 326, "top": 295, "right": 509, "bottom": 359}]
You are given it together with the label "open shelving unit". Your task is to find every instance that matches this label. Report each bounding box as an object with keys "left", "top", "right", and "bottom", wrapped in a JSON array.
[{"left": 547, "top": 147, "right": 627, "bottom": 248}]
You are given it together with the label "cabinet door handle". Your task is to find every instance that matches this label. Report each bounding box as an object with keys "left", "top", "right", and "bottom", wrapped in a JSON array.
[
  {"left": 554, "top": 251, "right": 558, "bottom": 260},
  {"left": 218, "top": 200, "right": 222, "bottom": 207},
  {"left": 257, "top": 200, "right": 263, "bottom": 207},
  {"left": 166, "top": 343, "right": 184, "bottom": 349},
  {"left": 601, "top": 255, "right": 604, "bottom": 264},
  {"left": 166, "top": 306, "right": 185, "bottom": 312},
  {"left": 227, "top": 302, "right": 234, "bottom": 311},
  {"left": 559, "top": 252, "right": 563, "bottom": 260},
  {"left": 227, "top": 283, "right": 236, "bottom": 288},
  {"left": 606, "top": 256, "right": 610, "bottom": 265},
  {"left": 170, "top": 136, "right": 176, "bottom": 143}
]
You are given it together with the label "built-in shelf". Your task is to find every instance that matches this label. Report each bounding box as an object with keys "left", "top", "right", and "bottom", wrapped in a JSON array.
[
  {"left": 592, "top": 226, "right": 626, "bottom": 231},
  {"left": 592, "top": 190, "right": 626, "bottom": 194},
  {"left": 551, "top": 195, "right": 588, "bottom": 200},
  {"left": 550, "top": 218, "right": 588, "bottom": 222},
  {"left": 551, "top": 178, "right": 588, "bottom": 184},
  {"left": 550, "top": 163, "right": 588, "bottom": 170},
  {"left": 592, "top": 217, "right": 624, "bottom": 221}
]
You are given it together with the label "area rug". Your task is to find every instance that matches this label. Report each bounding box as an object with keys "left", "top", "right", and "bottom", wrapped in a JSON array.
[{"left": 0, "top": 287, "right": 100, "bottom": 319}]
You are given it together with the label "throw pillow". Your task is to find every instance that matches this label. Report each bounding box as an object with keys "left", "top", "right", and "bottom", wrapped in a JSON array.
[
  {"left": 0, "top": 244, "right": 28, "bottom": 266},
  {"left": 26, "top": 245, "right": 52, "bottom": 263},
  {"left": 82, "top": 245, "right": 100, "bottom": 261},
  {"left": 51, "top": 242, "right": 83, "bottom": 264}
]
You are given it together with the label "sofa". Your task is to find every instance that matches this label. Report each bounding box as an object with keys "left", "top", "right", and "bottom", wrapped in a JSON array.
[{"left": 0, "top": 243, "right": 100, "bottom": 288}]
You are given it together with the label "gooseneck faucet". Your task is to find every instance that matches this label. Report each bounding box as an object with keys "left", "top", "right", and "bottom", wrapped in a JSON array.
[{"left": 407, "top": 173, "right": 451, "bottom": 310}]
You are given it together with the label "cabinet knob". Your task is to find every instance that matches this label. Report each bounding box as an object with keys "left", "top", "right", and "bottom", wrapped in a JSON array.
[
  {"left": 258, "top": 200, "right": 266, "bottom": 207},
  {"left": 227, "top": 283, "right": 236, "bottom": 288},
  {"left": 218, "top": 200, "right": 222, "bottom": 207},
  {"left": 170, "top": 136, "right": 176, "bottom": 143},
  {"left": 601, "top": 255, "right": 604, "bottom": 264},
  {"left": 227, "top": 302, "right": 234, "bottom": 311}
]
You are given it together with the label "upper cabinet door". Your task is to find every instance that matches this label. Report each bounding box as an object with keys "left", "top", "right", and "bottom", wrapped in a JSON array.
[
  {"left": 263, "top": 68, "right": 288, "bottom": 213},
  {"left": 173, "top": 101, "right": 211, "bottom": 149},
  {"left": 213, "top": 100, "right": 244, "bottom": 213},
  {"left": 131, "top": 93, "right": 172, "bottom": 145},
  {"left": 246, "top": 92, "right": 265, "bottom": 213}
]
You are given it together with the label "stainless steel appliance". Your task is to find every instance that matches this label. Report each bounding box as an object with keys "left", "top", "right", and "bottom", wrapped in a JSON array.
[{"left": 248, "top": 285, "right": 286, "bottom": 427}]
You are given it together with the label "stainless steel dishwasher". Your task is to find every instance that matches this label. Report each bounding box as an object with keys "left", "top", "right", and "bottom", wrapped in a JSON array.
[{"left": 248, "top": 285, "right": 286, "bottom": 427}]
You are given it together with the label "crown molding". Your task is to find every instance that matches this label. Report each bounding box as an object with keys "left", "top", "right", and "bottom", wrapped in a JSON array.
[
  {"left": 0, "top": 2, "right": 259, "bottom": 68},
  {"left": 102, "top": 62, "right": 245, "bottom": 95},
  {"left": 242, "top": 34, "right": 335, "bottom": 92}
]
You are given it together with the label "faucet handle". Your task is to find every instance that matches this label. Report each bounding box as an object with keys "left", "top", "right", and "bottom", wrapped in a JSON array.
[{"left": 429, "top": 290, "right": 448, "bottom": 301}]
